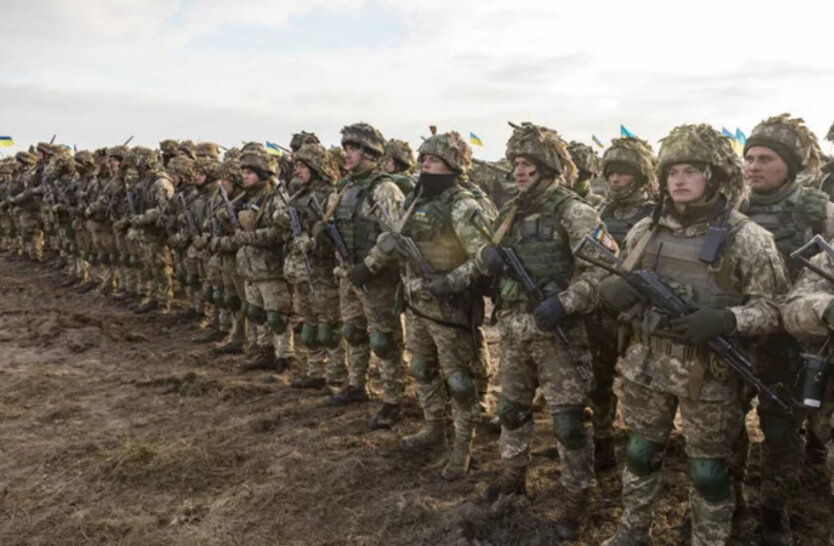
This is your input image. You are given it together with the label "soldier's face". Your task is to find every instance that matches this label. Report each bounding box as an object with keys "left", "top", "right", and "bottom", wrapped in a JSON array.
[
  {"left": 513, "top": 156, "right": 540, "bottom": 192},
  {"left": 666, "top": 163, "right": 707, "bottom": 206},
  {"left": 384, "top": 157, "right": 397, "bottom": 174},
  {"left": 607, "top": 171, "right": 635, "bottom": 191},
  {"left": 196, "top": 173, "right": 207, "bottom": 185},
  {"left": 241, "top": 168, "right": 260, "bottom": 187},
  {"left": 744, "top": 146, "right": 790, "bottom": 193},
  {"left": 220, "top": 178, "right": 234, "bottom": 194},
  {"left": 421, "top": 154, "right": 453, "bottom": 175},
  {"left": 343, "top": 144, "right": 363, "bottom": 172},
  {"left": 294, "top": 161, "right": 312, "bottom": 184},
  {"left": 109, "top": 158, "right": 120, "bottom": 173}
]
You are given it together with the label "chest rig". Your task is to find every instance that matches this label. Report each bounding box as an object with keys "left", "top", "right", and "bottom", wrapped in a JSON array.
[{"left": 401, "top": 186, "right": 471, "bottom": 274}]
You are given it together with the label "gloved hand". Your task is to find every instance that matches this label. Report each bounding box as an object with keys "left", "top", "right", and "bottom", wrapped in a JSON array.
[
  {"left": 348, "top": 262, "right": 373, "bottom": 287},
  {"left": 312, "top": 221, "right": 330, "bottom": 247},
  {"left": 291, "top": 233, "right": 315, "bottom": 255},
  {"left": 823, "top": 299, "right": 834, "bottom": 329},
  {"left": 797, "top": 187, "right": 829, "bottom": 225},
  {"left": 533, "top": 295, "right": 568, "bottom": 331},
  {"left": 480, "top": 245, "right": 504, "bottom": 275},
  {"left": 668, "top": 307, "right": 736, "bottom": 345},
  {"left": 599, "top": 275, "right": 640, "bottom": 312},
  {"left": 426, "top": 275, "right": 453, "bottom": 298}
]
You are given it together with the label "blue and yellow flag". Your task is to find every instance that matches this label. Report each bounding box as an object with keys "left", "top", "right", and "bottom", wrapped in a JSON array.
[
  {"left": 469, "top": 132, "right": 483, "bottom": 147},
  {"left": 591, "top": 135, "right": 604, "bottom": 149},
  {"left": 735, "top": 128, "right": 746, "bottom": 148},
  {"left": 721, "top": 127, "right": 734, "bottom": 139},
  {"left": 620, "top": 125, "right": 635, "bottom": 138},
  {"left": 0, "top": 136, "right": 15, "bottom": 148},
  {"left": 265, "top": 141, "right": 283, "bottom": 156}
]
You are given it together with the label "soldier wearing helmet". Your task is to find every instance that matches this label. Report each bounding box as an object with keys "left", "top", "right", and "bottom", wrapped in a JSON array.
[
  {"left": 598, "top": 124, "right": 788, "bottom": 546},
  {"left": 11, "top": 147, "right": 51, "bottom": 262},
  {"left": 474, "top": 122, "right": 613, "bottom": 539},
  {"left": 382, "top": 138, "right": 416, "bottom": 195},
  {"left": 69, "top": 151, "right": 98, "bottom": 289},
  {"left": 159, "top": 139, "right": 179, "bottom": 169},
  {"left": 0, "top": 159, "right": 18, "bottom": 256},
  {"left": 567, "top": 141, "right": 604, "bottom": 207}
]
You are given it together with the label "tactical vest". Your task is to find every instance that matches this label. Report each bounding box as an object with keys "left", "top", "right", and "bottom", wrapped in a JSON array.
[
  {"left": 601, "top": 200, "right": 656, "bottom": 246},
  {"left": 744, "top": 185, "right": 808, "bottom": 279},
  {"left": 291, "top": 183, "right": 336, "bottom": 260},
  {"left": 402, "top": 186, "right": 470, "bottom": 274},
  {"left": 332, "top": 175, "right": 387, "bottom": 260}
]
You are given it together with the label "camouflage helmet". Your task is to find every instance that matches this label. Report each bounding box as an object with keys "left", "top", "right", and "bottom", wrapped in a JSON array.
[
  {"left": 290, "top": 131, "right": 320, "bottom": 152},
  {"left": 340, "top": 122, "right": 385, "bottom": 157},
  {"left": 177, "top": 140, "right": 197, "bottom": 159},
  {"left": 567, "top": 141, "right": 601, "bottom": 177},
  {"left": 827, "top": 121, "right": 834, "bottom": 144},
  {"left": 107, "top": 145, "right": 129, "bottom": 161},
  {"left": 657, "top": 124, "right": 745, "bottom": 202},
  {"left": 601, "top": 137, "right": 657, "bottom": 189},
  {"left": 36, "top": 142, "right": 57, "bottom": 158},
  {"left": 195, "top": 142, "right": 221, "bottom": 160},
  {"left": 74, "top": 150, "right": 96, "bottom": 173},
  {"left": 328, "top": 147, "right": 347, "bottom": 177},
  {"left": 505, "top": 122, "right": 576, "bottom": 182},
  {"left": 223, "top": 147, "right": 241, "bottom": 161},
  {"left": 295, "top": 143, "right": 339, "bottom": 183},
  {"left": 239, "top": 149, "right": 276, "bottom": 177},
  {"left": 418, "top": 132, "right": 472, "bottom": 174},
  {"left": 0, "top": 158, "right": 16, "bottom": 174},
  {"left": 384, "top": 139, "right": 415, "bottom": 172},
  {"left": 159, "top": 139, "right": 179, "bottom": 156},
  {"left": 219, "top": 158, "right": 243, "bottom": 186},
  {"left": 47, "top": 153, "right": 76, "bottom": 179},
  {"left": 129, "top": 146, "right": 158, "bottom": 171},
  {"left": 15, "top": 151, "right": 37, "bottom": 167},
  {"left": 167, "top": 155, "right": 196, "bottom": 180},
  {"left": 241, "top": 141, "right": 267, "bottom": 154},
  {"left": 195, "top": 157, "right": 222, "bottom": 181},
  {"left": 744, "top": 114, "right": 822, "bottom": 179}
]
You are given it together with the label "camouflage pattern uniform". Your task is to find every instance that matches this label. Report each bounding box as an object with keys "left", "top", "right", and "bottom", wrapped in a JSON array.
[
  {"left": 469, "top": 158, "right": 515, "bottom": 210},
  {"left": 85, "top": 147, "right": 123, "bottom": 295},
  {"left": 567, "top": 140, "right": 604, "bottom": 208},
  {"left": 118, "top": 150, "right": 145, "bottom": 303},
  {"left": 70, "top": 151, "right": 98, "bottom": 286},
  {"left": 382, "top": 138, "right": 417, "bottom": 195},
  {"left": 0, "top": 159, "right": 16, "bottom": 255},
  {"left": 12, "top": 148, "right": 47, "bottom": 261},
  {"left": 602, "top": 124, "right": 789, "bottom": 546}
]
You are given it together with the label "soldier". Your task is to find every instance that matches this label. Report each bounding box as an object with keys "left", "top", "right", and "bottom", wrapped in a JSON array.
[
  {"left": 816, "top": 121, "right": 834, "bottom": 200},
  {"left": 285, "top": 143, "right": 347, "bottom": 391},
  {"left": 71, "top": 151, "right": 98, "bottom": 289},
  {"left": 475, "top": 122, "right": 610, "bottom": 539},
  {"left": 117, "top": 149, "right": 145, "bottom": 307},
  {"left": 381, "top": 138, "right": 417, "bottom": 195},
  {"left": 12, "top": 147, "right": 48, "bottom": 262},
  {"left": 195, "top": 142, "right": 221, "bottom": 161},
  {"left": 733, "top": 114, "right": 834, "bottom": 545},
  {"left": 84, "top": 146, "right": 124, "bottom": 296},
  {"left": 0, "top": 159, "right": 17, "bottom": 256},
  {"left": 159, "top": 139, "right": 179, "bottom": 170},
  {"left": 315, "top": 122, "right": 407, "bottom": 431},
  {"left": 44, "top": 151, "right": 81, "bottom": 286},
  {"left": 567, "top": 140, "right": 604, "bottom": 207},
  {"left": 780, "top": 240, "right": 834, "bottom": 546},
  {"left": 588, "top": 137, "right": 657, "bottom": 470},
  {"left": 598, "top": 124, "right": 788, "bottom": 546},
  {"left": 469, "top": 158, "right": 515, "bottom": 210}
]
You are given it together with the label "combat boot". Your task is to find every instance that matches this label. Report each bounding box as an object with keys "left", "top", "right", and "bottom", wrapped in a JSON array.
[
  {"left": 441, "top": 432, "right": 473, "bottom": 481},
  {"left": 133, "top": 300, "right": 158, "bottom": 314},
  {"left": 601, "top": 526, "right": 651, "bottom": 546},
  {"left": 326, "top": 385, "right": 369, "bottom": 406},
  {"left": 554, "top": 489, "right": 596, "bottom": 541},
  {"left": 239, "top": 347, "right": 278, "bottom": 371},
  {"left": 399, "top": 420, "right": 446, "bottom": 451},
  {"left": 369, "top": 402, "right": 402, "bottom": 430},
  {"left": 761, "top": 503, "right": 794, "bottom": 546},
  {"left": 290, "top": 376, "right": 326, "bottom": 390},
  {"left": 194, "top": 328, "right": 226, "bottom": 343},
  {"left": 213, "top": 339, "right": 244, "bottom": 355},
  {"left": 480, "top": 465, "right": 527, "bottom": 503},
  {"left": 595, "top": 437, "right": 618, "bottom": 471},
  {"left": 274, "top": 356, "right": 296, "bottom": 374},
  {"left": 59, "top": 276, "right": 78, "bottom": 288},
  {"left": 111, "top": 291, "right": 135, "bottom": 302},
  {"left": 76, "top": 280, "right": 98, "bottom": 294}
]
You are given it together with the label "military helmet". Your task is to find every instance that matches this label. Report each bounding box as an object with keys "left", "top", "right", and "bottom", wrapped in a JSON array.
[
  {"left": 657, "top": 124, "right": 745, "bottom": 201},
  {"left": 290, "top": 131, "right": 320, "bottom": 153},
  {"left": 418, "top": 132, "right": 471, "bottom": 174},
  {"left": 295, "top": 143, "right": 339, "bottom": 183},
  {"left": 0, "top": 158, "right": 16, "bottom": 174},
  {"left": 36, "top": 142, "right": 59, "bottom": 158},
  {"left": 505, "top": 122, "right": 576, "bottom": 182},
  {"left": 219, "top": 159, "right": 243, "bottom": 186},
  {"left": 107, "top": 145, "right": 129, "bottom": 161},
  {"left": 167, "top": 155, "right": 196, "bottom": 180},
  {"left": 47, "top": 154, "right": 76, "bottom": 178},
  {"left": 827, "top": 121, "right": 834, "bottom": 144},
  {"left": 241, "top": 141, "right": 266, "bottom": 154},
  {"left": 239, "top": 149, "right": 276, "bottom": 177},
  {"left": 196, "top": 142, "right": 221, "bottom": 160},
  {"left": 744, "top": 114, "right": 822, "bottom": 179},
  {"left": 15, "top": 151, "right": 37, "bottom": 167},
  {"left": 567, "top": 141, "right": 601, "bottom": 177},
  {"left": 384, "top": 138, "right": 415, "bottom": 172},
  {"left": 159, "top": 139, "right": 179, "bottom": 156},
  {"left": 601, "top": 137, "right": 657, "bottom": 189},
  {"left": 195, "top": 157, "right": 222, "bottom": 181},
  {"left": 130, "top": 146, "right": 159, "bottom": 171},
  {"left": 223, "top": 147, "right": 241, "bottom": 161},
  {"left": 341, "top": 122, "right": 385, "bottom": 157},
  {"left": 74, "top": 150, "right": 96, "bottom": 172},
  {"left": 177, "top": 140, "right": 197, "bottom": 159},
  {"left": 328, "top": 147, "right": 347, "bottom": 177}
]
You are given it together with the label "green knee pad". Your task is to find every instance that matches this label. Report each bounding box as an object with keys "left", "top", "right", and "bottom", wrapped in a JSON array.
[
  {"left": 211, "top": 288, "right": 223, "bottom": 306},
  {"left": 496, "top": 395, "right": 532, "bottom": 430},
  {"left": 689, "top": 458, "right": 731, "bottom": 503},
  {"left": 266, "top": 311, "right": 289, "bottom": 334},
  {"left": 300, "top": 322, "right": 320, "bottom": 348},
  {"left": 317, "top": 322, "right": 341, "bottom": 349},
  {"left": 369, "top": 330, "right": 395, "bottom": 359},
  {"left": 447, "top": 370, "right": 476, "bottom": 402},
  {"left": 409, "top": 354, "right": 438, "bottom": 384},
  {"left": 246, "top": 303, "right": 266, "bottom": 325},
  {"left": 223, "top": 291, "right": 242, "bottom": 311},
  {"left": 626, "top": 433, "right": 664, "bottom": 476},
  {"left": 552, "top": 409, "right": 587, "bottom": 450},
  {"left": 341, "top": 323, "right": 368, "bottom": 346},
  {"left": 186, "top": 272, "right": 201, "bottom": 290}
]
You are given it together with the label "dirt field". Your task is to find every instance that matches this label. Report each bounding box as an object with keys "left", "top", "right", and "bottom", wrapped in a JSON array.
[{"left": 0, "top": 258, "right": 830, "bottom": 545}]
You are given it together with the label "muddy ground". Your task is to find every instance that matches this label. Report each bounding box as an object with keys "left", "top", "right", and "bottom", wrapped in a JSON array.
[{"left": 0, "top": 258, "right": 830, "bottom": 545}]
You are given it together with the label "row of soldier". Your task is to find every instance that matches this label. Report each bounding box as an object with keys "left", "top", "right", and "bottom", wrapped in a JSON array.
[{"left": 1, "top": 116, "right": 833, "bottom": 546}]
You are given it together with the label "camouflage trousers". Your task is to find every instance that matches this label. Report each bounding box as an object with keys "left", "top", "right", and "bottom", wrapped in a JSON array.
[
  {"left": 293, "top": 276, "right": 346, "bottom": 384},
  {"left": 89, "top": 223, "right": 116, "bottom": 292},
  {"left": 496, "top": 309, "right": 596, "bottom": 499},
  {"left": 204, "top": 252, "right": 226, "bottom": 332},
  {"left": 405, "top": 308, "right": 478, "bottom": 442},
  {"left": 17, "top": 212, "right": 43, "bottom": 261},
  {"left": 220, "top": 252, "right": 246, "bottom": 347},
  {"left": 243, "top": 276, "right": 293, "bottom": 357},
  {"left": 139, "top": 238, "right": 173, "bottom": 309},
  {"left": 618, "top": 378, "right": 744, "bottom": 546},
  {"left": 586, "top": 311, "right": 619, "bottom": 441},
  {"left": 184, "top": 241, "right": 206, "bottom": 315},
  {"left": 339, "top": 267, "right": 404, "bottom": 404}
]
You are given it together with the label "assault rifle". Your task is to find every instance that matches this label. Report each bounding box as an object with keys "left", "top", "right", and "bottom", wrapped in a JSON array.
[
  {"left": 177, "top": 192, "right": 200, "bottom": 237},
  {"left": 125, "top": 188, "right": 138, "bottom": 216},
  {"left": 218, "top": 186, "right": 241, "bottom": 230},
  {"left": 310, "top": 194, "right": 356, "bottom": 267},
  {"left": 575, "top": 234, "right": 793, "bottom": 413},
  {"left": 270, "top": 180, "right": 315, "bottom": 294}
]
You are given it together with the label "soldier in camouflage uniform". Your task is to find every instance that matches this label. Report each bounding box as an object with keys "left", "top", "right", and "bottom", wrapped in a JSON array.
[
  {"left": 316, "top": 122, "right": 407, "bottom": 430},
  {"left": 382, "top": 138, "right": 417, "bottom": 195},
  {"left": 567, "top": 141, "right": 604, "bottom": 208},
  {"left": 0, "top": 159, "right": 16, "bottom": 256},
  {"left": 733, "top": 114, "right": 834, "bottom": 545},
  {"left": 160, "top": 139, "right": 179, "bottom": 170},
  {"left": 285, "top": 143, "right": 348, "bottom": 390},
  {"left": 365, "top": 132, "right": 495, "bottom": 479},
  {"left": 469, "top": 158, "right": 515, "bottom": 210},
  {"left": 475, "top": 122, "right": 611, "bottom": 539},
  {"left": 598, "top": 124, "right": 789, "bottom": 546},
  {"left": 117, "top": 149, "right": 146, "bottom": 307},
  {"left": 43, "top": 151, "right": 81, "bottom": 286},
  {"left": 84, "top": 146, "right": 124, "bottom": 296},
  {"left": 780, "top": 241, "right": 834, "bottom": 546},
  {"left": 12, "top": 147, "right": 48, "bottom": 262},
  {"left": 71, "top": 151, "right": 98, "bottom": 288},
  {"left": 587, "top": 137, "right": 657, "bottom": 470},
  {"left": 6, "top": 152, "right": 37, "bottom": 261}
]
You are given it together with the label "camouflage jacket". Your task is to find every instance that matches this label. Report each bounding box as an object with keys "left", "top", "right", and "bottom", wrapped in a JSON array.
[
  {"left": 781, "top": 237, "right": 834, "bottom": 341},
  {"left": 235, "top": 182, "right": 291, "bottom": 281},
  {"left": 132, "top": 169, "right": 174, "bottom": 240}
]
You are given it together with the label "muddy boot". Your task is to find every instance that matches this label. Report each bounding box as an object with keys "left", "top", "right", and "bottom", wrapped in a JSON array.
[
  {"left": 194, "top": 328, "right": 226, "bottom": 343},
  {"left": 601, "top": 526, "right": 651, "bottom": 546},
  {"left": 239, "top": 347, "right": 277, "bottom": 371},
  {"left": 214, "top": 340, "right": 244, "bottom": 355},
  {"left": 369, "top": 402, "right": 402, "bottom": 430},
  {"left": 761, "top": 502, "right": 794, "bottom": 546},
  {"left": 111, "top": 291, "right": 133, "bottom": 302},
  {"left": 554, "top": 489, "right": 596, "bottom": 541},
  {"left": 274, "top": 356, "right": 296, "bottom": 374},
  {"left": 400, "top": 420, "right": 446, "bottom": 451},
  {"left": 133, "top": 300, "right": 158, "bottom": 314},
  {"left": 76, "top": 280, "right": 98, "bottom": 294},
  {"left": 59, "top": 276, "right": 78, "bottom": 288},
  {"left": 441, "top": 432, "right": 473, "bottom": 481},
  {"left": 595, "top": 437, "right": 617, "bottom": 471},
  {"left": 291, "top": 376, "right": 326, "bottom": 389},
  {"left": 326, "top": 385, "right": 368, "bottom": 406},
  {"left": 480, "top": 465, "right": 527, "bottom": 503}
]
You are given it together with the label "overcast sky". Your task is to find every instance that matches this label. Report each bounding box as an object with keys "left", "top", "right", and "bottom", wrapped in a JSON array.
[{"left": 2, "top": 0, "right": 833, "bottom": 159}]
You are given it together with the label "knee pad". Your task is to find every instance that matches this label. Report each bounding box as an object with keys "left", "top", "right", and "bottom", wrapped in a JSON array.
[
  {"left": 300, "top": 322, "right": 319, "bottom": 348},
  {"left": 552, "top": 409, "right": 587, "bottom": 450},
  {"left": 245, "top": 303, "right": 266, "bottom": 325},
  {"left": 341, "top": 323, "right": 368, "bottom": 346},
  {"left": 266, "top": 311, "right": 289, "bottom": 334},
  {"left": 317, "top": 322, "right": 341, "bottom": 349},
  {"left": 211, "top": 288, "right": 224, "bottom": 306},
  {"left": 689, "top": 458, "right": 731, "bottom": 503},
  {"left": 496, "top": 394, "right": 532, "bottom": 431},
  {"left": 447, "top": 370, "right": 476, "bottom": 403},
  {"left": 626, "top": 433, "right": 664, "bottom": 476},
  {"left": 369, "top": 330, "right": 395, "bottom": 359},
  {"left": 223, "top": 291, "right": 242, "bottom": 311},
  {"left": 409, "top": 354, "right": 438, "bottom": 384}
]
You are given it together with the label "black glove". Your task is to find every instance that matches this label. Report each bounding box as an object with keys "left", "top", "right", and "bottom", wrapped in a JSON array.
[
  {"left": 480, "top": 245, "right": 504, "bottom": 275},
  {"left": 823, "top": 299, "right": 834, "bottom": 329},
  {"left": 668, "top": 307, "right": 736, "bottom": 345},
  {"left": 348, "top": 262, "right": 373, "bottom": 287},
  {"left": 533, "top": 296, "right": 568, "bottom": 331},
  {"left": 426, "top": 275, "right": 453, "bottom": 298},
  {"left": 598, "top": 275, "right": 640, "bottom": 312}
]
